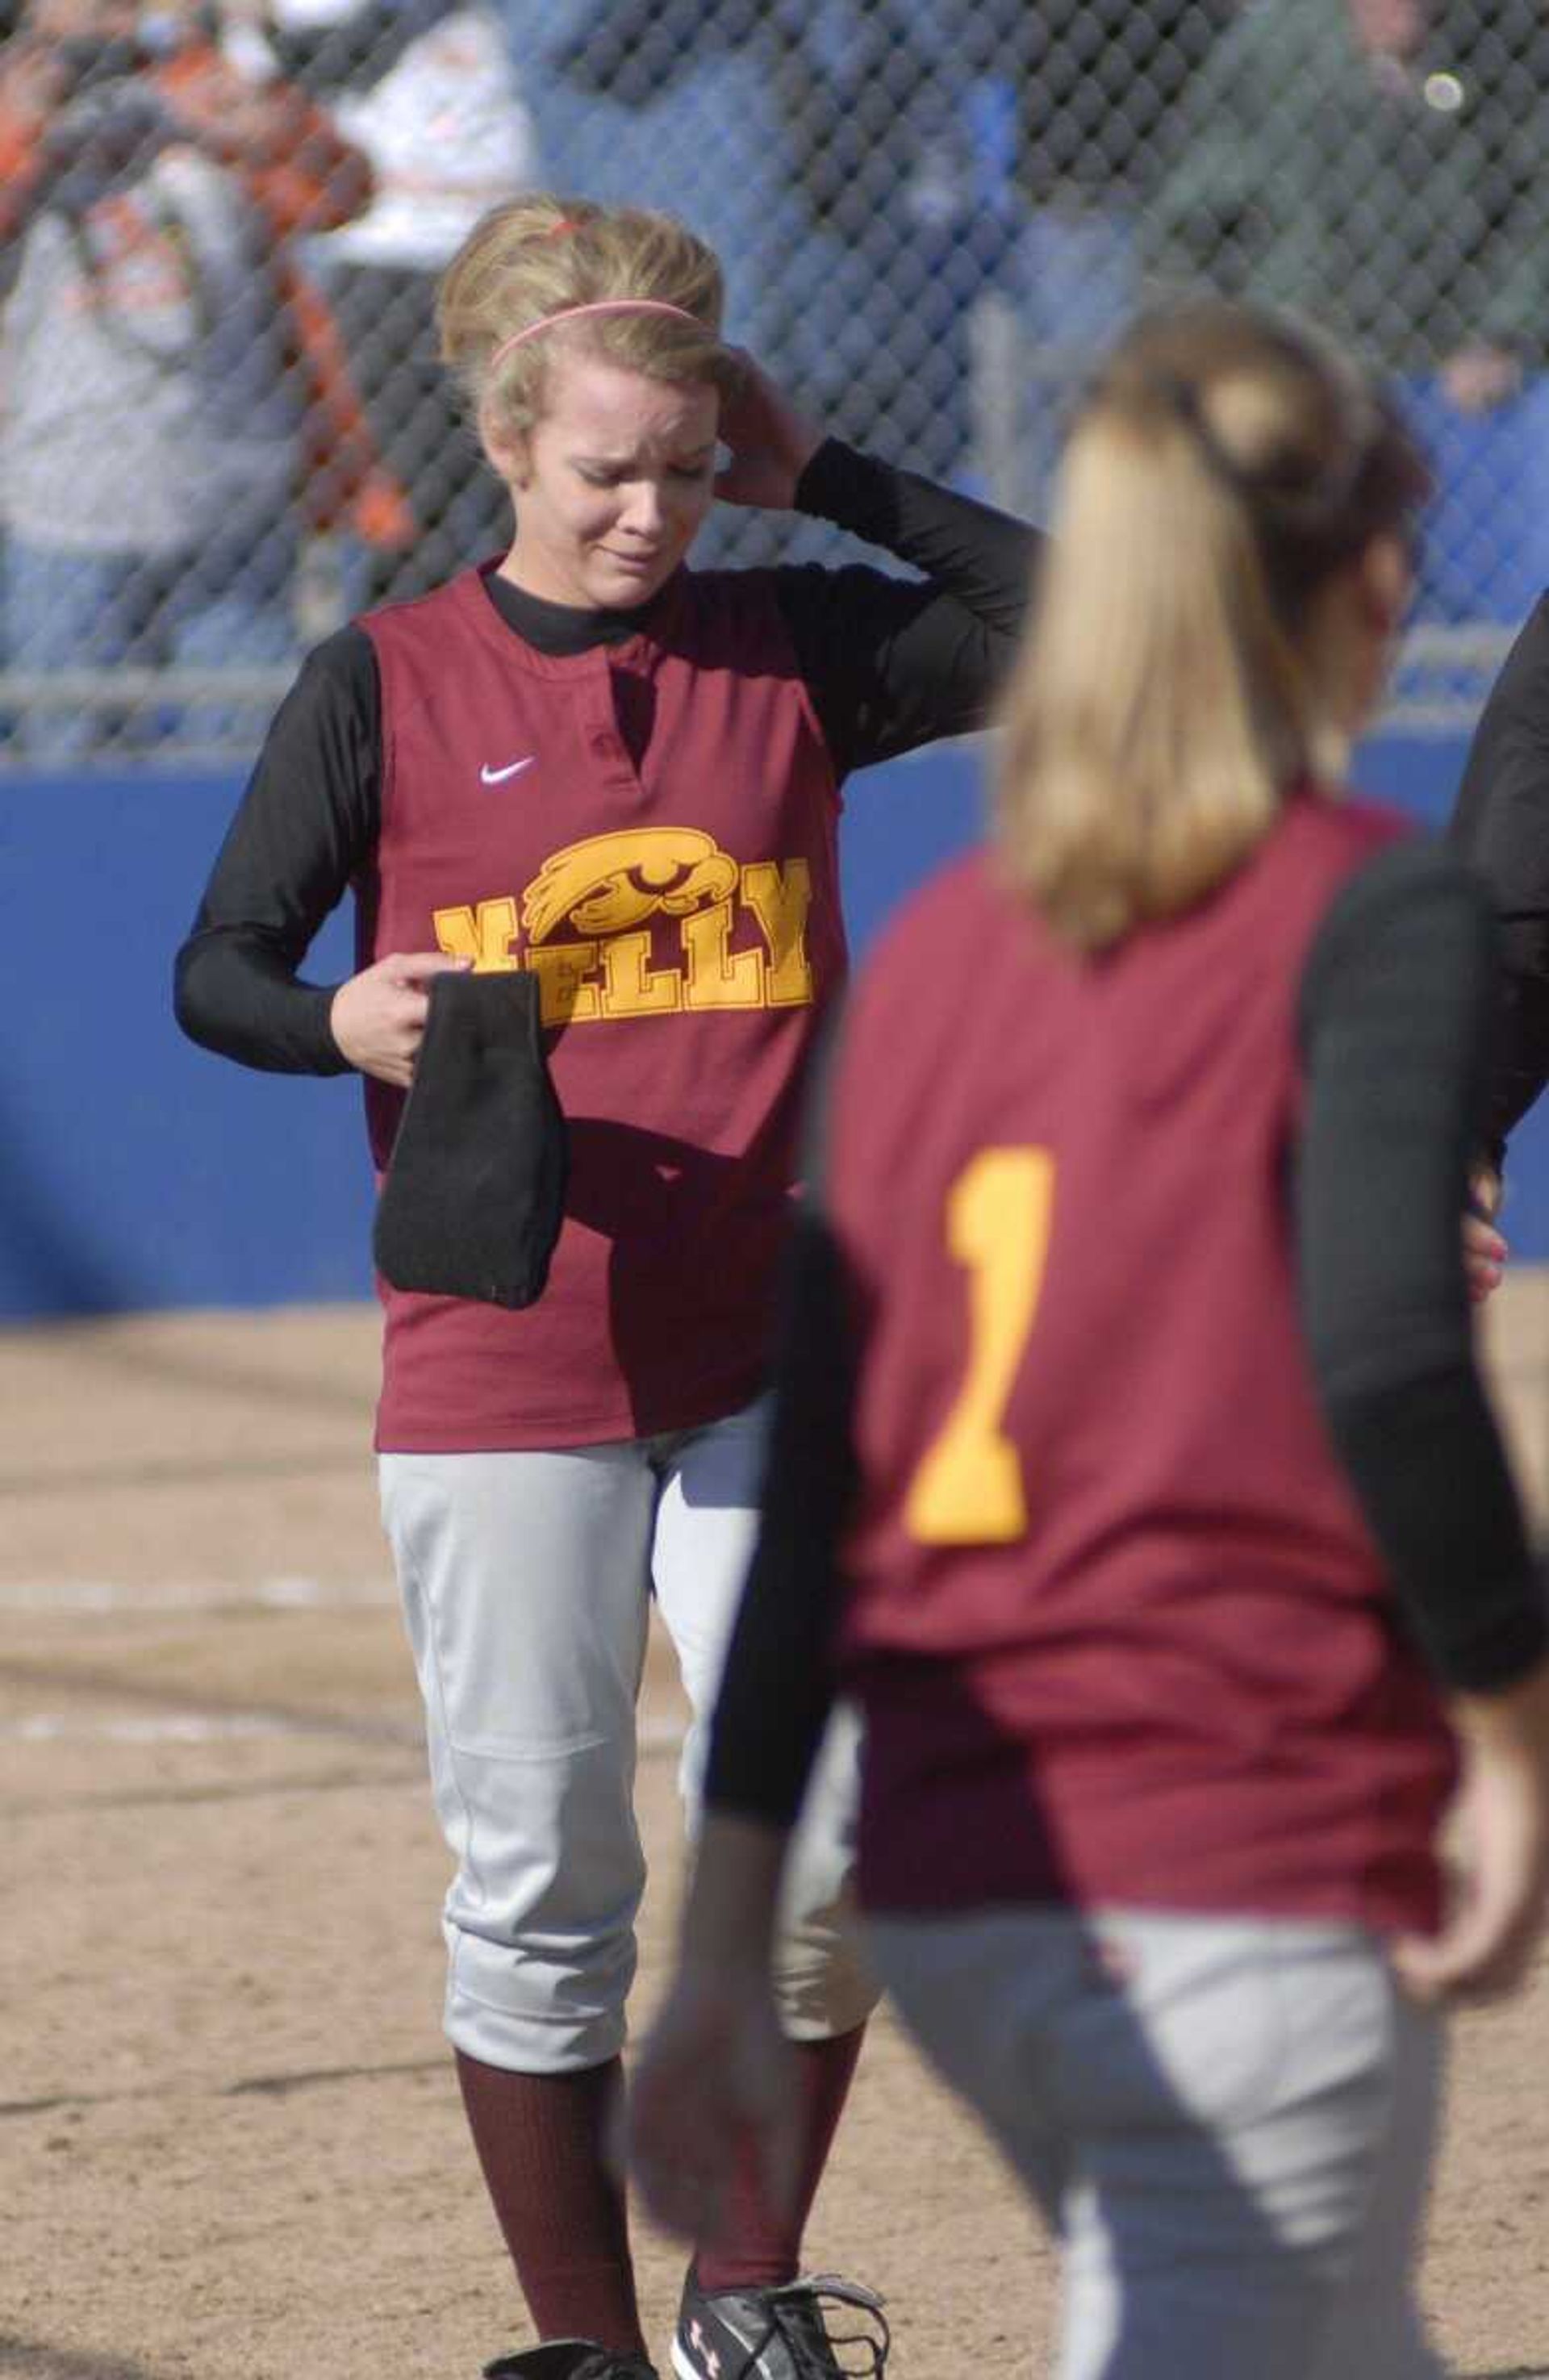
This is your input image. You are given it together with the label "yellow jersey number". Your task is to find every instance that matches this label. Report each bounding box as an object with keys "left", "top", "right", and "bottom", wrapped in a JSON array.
[{"left": 903, "top": 1147, "right": 1054, "bottom": 1546}]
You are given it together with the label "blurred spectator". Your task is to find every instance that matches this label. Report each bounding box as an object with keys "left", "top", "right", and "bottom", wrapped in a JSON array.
[
  {"left": 981, "top": 1, "right": 1235, "bottom": 521},
  {"left": 265, "top": 0, "right": 543, "bottom": 605},
  {"left": 550, "top": 0, "right": 1027, "bottom": 495},
  {"left": 1016, "top": 2, "right": 1234, "bottom": 207},
  {"left": 0, "top": 0, "right": 371, "bottom": 758},
  {"left": 1143, "top": 0, "right": 1549, "bottom": 624}
]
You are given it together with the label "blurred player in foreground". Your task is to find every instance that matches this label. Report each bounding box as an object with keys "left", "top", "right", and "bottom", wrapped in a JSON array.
[
  {"left": 175, "top": 193, "right": 1037, "bottom": 2380},
  {"left": 629, "top": 301, "right": 1549, "bottom": 2380},
  {"left": 1448, "top": 593, "right": 1549, "bottom": 1212}
]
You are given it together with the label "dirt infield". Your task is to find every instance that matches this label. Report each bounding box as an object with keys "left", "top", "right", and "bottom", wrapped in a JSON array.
[{"left": 3, "top": 1300, "right": 1549, "bottom": 2380}]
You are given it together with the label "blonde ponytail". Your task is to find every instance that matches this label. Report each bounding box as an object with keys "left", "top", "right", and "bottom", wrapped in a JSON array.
[{"left": 995, "top": 303, "right": 1427, "bottom": 953}]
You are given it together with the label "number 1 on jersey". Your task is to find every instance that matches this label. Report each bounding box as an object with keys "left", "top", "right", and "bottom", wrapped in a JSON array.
[{"left": 904, "top": 1146, "right": 1054, "bottom": 1546}]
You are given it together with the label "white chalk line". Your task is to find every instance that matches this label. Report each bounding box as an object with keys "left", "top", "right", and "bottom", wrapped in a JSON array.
[
  {"left": 4, "top": 1712, "right": 293, "bottom": 1744},
  {"left": 0, "top": 1576, "right": 689, "bottom": 1748},
  {"left": 0, "top": 1576, "right": 397, "bottom": 1614},
  {"left": 0, "top": 1709, "right": 687, "bottom": 1750}
]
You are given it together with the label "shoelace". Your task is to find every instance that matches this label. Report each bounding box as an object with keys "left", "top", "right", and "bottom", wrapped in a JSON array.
[{"left": 741, "top": 2274, "right": 890, "bottom": 2380}]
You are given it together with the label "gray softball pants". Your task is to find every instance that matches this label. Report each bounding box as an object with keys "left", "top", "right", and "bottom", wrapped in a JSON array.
[
  {"left": 380, "top": 1401, "right": 877, "bottom": 2073},
  {"left": 866, "top": 1907, "right": 1448, "bottom": 2380}
]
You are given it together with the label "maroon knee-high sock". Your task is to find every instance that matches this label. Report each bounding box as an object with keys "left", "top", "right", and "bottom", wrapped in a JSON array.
[
  {"left": 456, "top": 2049, "right": 645, "bottom": 2354},
  {"left": 694, "top": 2021, "right": 867, "bottom": 2293}
]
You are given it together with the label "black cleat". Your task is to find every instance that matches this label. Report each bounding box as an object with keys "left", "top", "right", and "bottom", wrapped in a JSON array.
[
  {"left": 485, "top": 2344, "right": 658, "bottom": 2380},
  {"left": 671, "top": 2271, "right": 888, "bottom": 2380}
]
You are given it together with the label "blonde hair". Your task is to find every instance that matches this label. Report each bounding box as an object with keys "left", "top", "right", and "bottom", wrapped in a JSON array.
[
  {"left": 436, "top": 193, "right": 737, "bottom": 457},
  {"left": 995, "top": 302, "right": 1428, "bottom": 953}
]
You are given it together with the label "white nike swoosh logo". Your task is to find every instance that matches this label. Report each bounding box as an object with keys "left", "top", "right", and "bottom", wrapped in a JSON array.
[{"left": 480, "top": 755, "right": 536, "bottom": 785}]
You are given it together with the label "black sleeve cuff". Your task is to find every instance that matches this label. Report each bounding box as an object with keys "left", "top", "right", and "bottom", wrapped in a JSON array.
[
  {"left": 285, "top": 979, "right": 352, "bottom": 1074},
  {"left": 1323, "top": 1367, "right": 1548, "bottom": 1693},
  {"left": 173, "top": 939, "right": 353, "bottom": 1075}
]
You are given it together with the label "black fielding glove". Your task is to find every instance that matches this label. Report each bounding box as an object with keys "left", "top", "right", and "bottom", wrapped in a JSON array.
[{"left": 373, "top": 971, "right": 566, "bottom": 1309}]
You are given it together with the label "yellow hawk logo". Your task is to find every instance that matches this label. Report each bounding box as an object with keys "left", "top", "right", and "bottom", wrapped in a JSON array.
[{"left": 522, "top": 829, "right": 740, "bottom": 943}]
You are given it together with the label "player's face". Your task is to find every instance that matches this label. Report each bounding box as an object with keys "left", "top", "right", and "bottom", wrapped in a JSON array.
[{"left": 498, "top": 353, "right": 720, "bottom": 611}]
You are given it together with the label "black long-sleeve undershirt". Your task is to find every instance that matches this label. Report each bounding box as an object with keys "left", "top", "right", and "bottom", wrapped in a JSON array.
[
  {"left": 1449, "top": 593, "right": 1549, "bottom": 1162},
  {"left": 705, "top": 840, "right": 1549, "bottom": 1834},
  {"left": 173, "top": 440, "right": 1039, "bottom": 1075}
]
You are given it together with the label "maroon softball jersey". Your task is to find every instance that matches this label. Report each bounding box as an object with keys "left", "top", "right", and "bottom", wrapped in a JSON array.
[
  {"left": 362, "top": 562, "right": 847, "bottom": 1451},
  {"left": 823, "top": 791, "right": 1457, "bottom": 1935}
]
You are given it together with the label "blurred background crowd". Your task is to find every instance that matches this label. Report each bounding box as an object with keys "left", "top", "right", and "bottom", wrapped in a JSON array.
[{"left": 2, "top": 0, "right": 1547, "bottom": 764}]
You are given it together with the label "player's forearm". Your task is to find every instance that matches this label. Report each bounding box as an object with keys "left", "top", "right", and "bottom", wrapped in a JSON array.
[
  {"left": 1448, "top": 595, "right": 1549, "bottom": 1161},
  {"left": 1297, "top": 841, "right": 1547, "bottom": 1694},
  {"left": 678, "top": 1811, "right": 791, "bottom": 1980},
  {"left": 1319, "top": 1366, "right": 1547, "bottom": 1693},
  {"left": 173, "top": 632, "right": 381, "bottom": 1076},
  {"left": 783, "top": 444, "right": 1038, "bottom": 767},
  {"left": 173, "top": 930, "right": 350, "bottom": 1075},
  {"left": 703, "top": 1209, "right": 855, "bottom": 1827},
  {"left": 1451, "top": 1654, "right": 1549, "bottom": 1746},
  {"left": 1482, "top": 958, "right": 1549, "bottom": 1166},
  {"left": 796, "top": 438, "right": 1039, "bottom": 638}
]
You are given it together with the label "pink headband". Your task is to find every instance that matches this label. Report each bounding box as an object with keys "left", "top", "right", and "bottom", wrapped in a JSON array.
[{"left": 488, "top": 299, "right": 705, "bottom": 374}]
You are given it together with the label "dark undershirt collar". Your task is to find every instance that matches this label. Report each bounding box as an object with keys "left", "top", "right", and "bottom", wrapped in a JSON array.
[{"left": 478, "top": 564, "right": 670, "bottom": 658}]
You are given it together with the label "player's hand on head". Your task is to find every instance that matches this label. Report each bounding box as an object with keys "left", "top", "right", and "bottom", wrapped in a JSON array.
[
  {"left": 626, "top": 1967, "right": 800, "bottom": 2243},
  {"left": 329, "top": 950, "right": 470, "bottom": 1088},
  {"left": 714, "top": 347, "right": 825, "bottom": 513}
]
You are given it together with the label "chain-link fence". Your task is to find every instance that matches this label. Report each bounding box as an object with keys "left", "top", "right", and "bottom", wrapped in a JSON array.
[{"left": 1, "top": 0, "right": 1544, "bottom": 766}]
